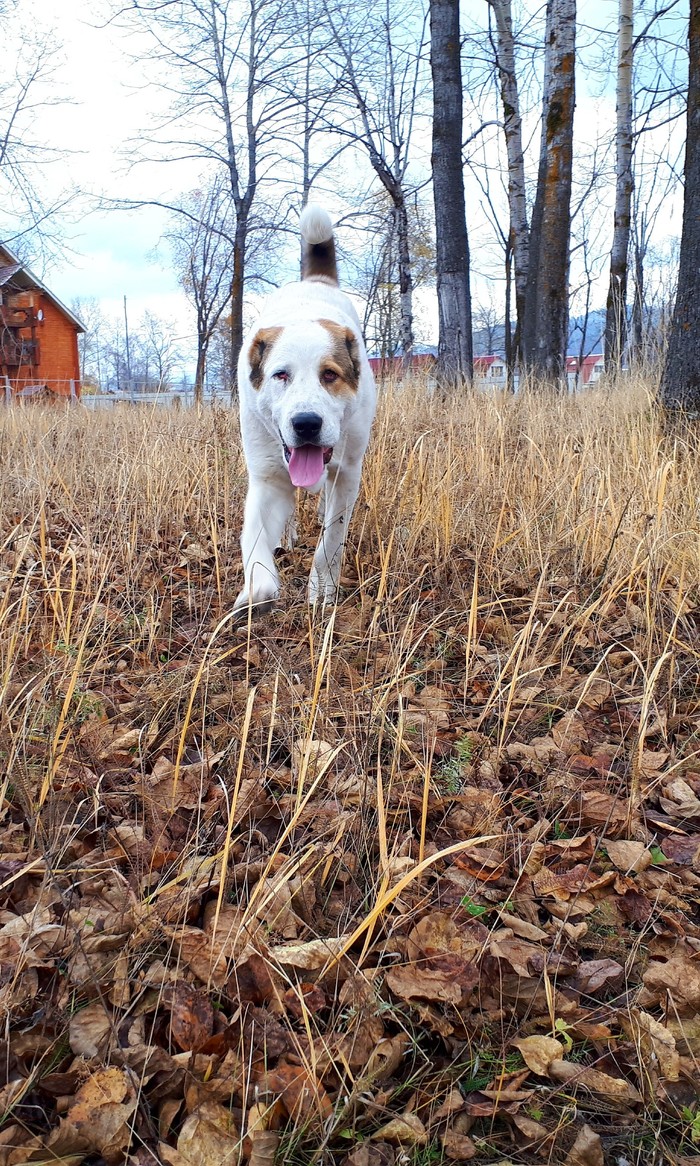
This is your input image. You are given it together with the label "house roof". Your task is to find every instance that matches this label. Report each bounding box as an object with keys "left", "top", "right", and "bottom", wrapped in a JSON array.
[{"left": 0, "top": 245, "right": 85, "bottom": 332}]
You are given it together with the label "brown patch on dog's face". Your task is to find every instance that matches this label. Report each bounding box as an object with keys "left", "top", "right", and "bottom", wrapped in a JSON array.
[
  {"left": 317, "top": 319, "right": 360, "bottom": 395},
  {"left": 248, "top": 326, "right": 283, "bottom": 390}
]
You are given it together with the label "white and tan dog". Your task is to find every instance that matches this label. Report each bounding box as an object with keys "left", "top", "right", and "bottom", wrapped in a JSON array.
[{"left": 235, "top": 206, "right": 377, "bottom": 615}]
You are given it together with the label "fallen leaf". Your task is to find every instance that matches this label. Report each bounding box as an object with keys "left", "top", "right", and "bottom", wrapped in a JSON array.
[
  {"left": 62, "top": 1067, "right": 138, "bottom": 1164},
  {"left": 498, "top": 912, "right": 548, "bottom": 942},
  {"left": 170, "top": 982, "right": 214, "bottom": 1052},
  {"left": 631, "top": 1011, "right": 680, "bottom": 1081},
  {"left": 370, "top": 1115, "right": 427, "bottom": 1147},
  {"left": 69, "top": 1002, "right": 112, "bottom": 1058},
  {"left": 512, "top": 1035, "right": 564, "bottom": 1075},
  {"left": 552, "top": 711, "right": 587, "bottom": 755},
  {"left": 269, "top": 935, "right": 351, "bottom": 970},
  {"left": 604, "top": 839, "right": 651, "bottom": 873},
  {"left": 642, "top": 955, "right": 700, "bottom": 1013},
  {"left": 572, "top": 959, "right": 624, "bottom": 995},
  {"left": 548, "top": 1059, "right": 641, "bottom": 1103},
  {"left": 342, "top": 1145, "right": 395, "bottom": 1166},
  {"left": 511, "top": 1114, "right": 549, "bottom": 1142},
  {"left": 666, "top": 1013, "right": 700, "bottom": 1057},
  {"left": 385, "top": 957, "right": 478, "bottom": 1005},
  {"left": 159, "top": 1102, "right": 240, "bottom": 1166},
  {"left": 563, "top": 1124, "right": 604, "bottom": 1166},
  {"left": 406, "top": 912, "right": 484, "bottom": 961},
  {"left": 264, "top": 1060, "right": 332, "bottom": 1121},
  {"left": 441, "top": 1128, "right": 476, "bottom": 1160}
]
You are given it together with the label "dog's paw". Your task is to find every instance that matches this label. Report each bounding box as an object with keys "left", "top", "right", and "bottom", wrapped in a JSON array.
[
  {"left": 233, "top": 585, "right": 279, "bottom": 621},
  {"left": 308, "top": 569, "right": 338, "bottom": 608}
]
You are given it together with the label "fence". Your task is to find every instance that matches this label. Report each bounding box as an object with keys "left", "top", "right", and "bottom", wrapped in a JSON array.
[
  {"left": 81, "top": 387, "right": 233, "bottom": 409},
  {"left": 3, "top": 376, "right": 79, "bottom": 402},
  {"left": 1, "top": 378, "right": 233, "bottom": 408}
]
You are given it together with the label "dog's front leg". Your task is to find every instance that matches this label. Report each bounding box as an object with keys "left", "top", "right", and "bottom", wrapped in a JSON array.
[
  {"left": 235, "top": 477, "right": 295, "bottom": 614},
  {"left": 309, "top": 462, "right": 363, "bottom": 607}
]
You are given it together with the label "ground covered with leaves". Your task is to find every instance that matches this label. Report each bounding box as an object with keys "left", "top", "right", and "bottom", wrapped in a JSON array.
[{"left": 0, "top": 387, "right": 699, "bottom": 1166}]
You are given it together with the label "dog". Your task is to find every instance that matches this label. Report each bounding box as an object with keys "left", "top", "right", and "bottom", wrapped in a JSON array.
[{"left": 234, "top": 206, "right": 377, "bottom": 615}]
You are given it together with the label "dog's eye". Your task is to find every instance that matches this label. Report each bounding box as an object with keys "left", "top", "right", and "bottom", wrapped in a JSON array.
[
  {"left": 272, "top": 370, "right": 289, "bottom": 383},
  {"left": 322, "top": 368, "right": 338, "bottom": 384}
]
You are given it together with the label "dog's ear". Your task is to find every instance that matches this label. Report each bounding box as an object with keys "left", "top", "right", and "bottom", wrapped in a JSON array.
[
  {"left": 344, "top": 329, "right": 361, "bottom": 386},
  {"left": 248, "top": 327, "right": 282, "bottom": 390}
]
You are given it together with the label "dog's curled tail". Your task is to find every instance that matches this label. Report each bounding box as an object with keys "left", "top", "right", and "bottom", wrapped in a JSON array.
[{"left": 300, "top": 204, "right": 338, "bottom": 285}]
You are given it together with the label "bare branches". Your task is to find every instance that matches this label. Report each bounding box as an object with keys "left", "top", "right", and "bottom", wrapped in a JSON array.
[{"left": 0, "top": 16, "right": 74, "bottom": 256}]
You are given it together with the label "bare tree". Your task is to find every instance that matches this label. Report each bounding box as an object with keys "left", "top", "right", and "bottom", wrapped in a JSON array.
[
  {"left": 167, "top": 183, "right": 233, "bottom": 405},
  {"left": 321, "top": 0, "right": 427, "bottom": 357},
  {"left": 604, "top": 0, "right": 635, "bottom": 370},
  {"left": 473, "top": 298, "right": 502, "bottom": 355},
  {"left": 521, "top": 0, "right": 577, "bottom": 383},
  {"left": 486, "top": 0, "right": 529, "bottom": 367},
  {"left": 430, "top": 0, "right": 473, "bottom": 384},
  {"left": 661, "top": 0, "right": 700, "bottom": 412},
  {"left": 284, "top": 0, "right": 348, "bottom": 216},
  {"left": 0, "top": 13, "right": 72, "bottom": 256},
  {"left": 71, "top": 296, "right": 106, "bottom": 390},
  {"left": 113, "top": 0, "right": 303, "bottom": 370},
  {"left": 346, "top": 192, "right": 434, "bottom": 356},
  {"left": 139, "top": 311, "right": 181, "bottom": 389}
]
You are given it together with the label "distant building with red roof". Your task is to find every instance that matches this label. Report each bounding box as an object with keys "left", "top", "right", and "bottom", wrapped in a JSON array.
[{"left": 566, "top": 354, "right": 604, "bottom": 387}]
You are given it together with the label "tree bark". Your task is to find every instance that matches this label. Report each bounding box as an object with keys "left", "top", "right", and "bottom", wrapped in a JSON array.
[
  {"left": 604, "top": 0, "right": 634, "bottom": 371},
  {"left": 430, "top": 0, "right": 473, "bottom": 386},
  {"left": 194, "top": 345, "right": 207, "bottom": 407},
  {"left": 231, "top": 219, "right": 247, "bottom": 385},
  {"left": 661, "top": 0, "right": 700, "bottom": 412},
  {"left": 521, "top": 0, "right": 576, "bottom": 385},
  {"left": 394, "top": 196, "right": 415, "bottom": 359},
  {"left": 487, "top": 0, "right": 529, "bottom": 369},
  {"left": 630, "top": 225, "right": 645, "bottom": 363}
]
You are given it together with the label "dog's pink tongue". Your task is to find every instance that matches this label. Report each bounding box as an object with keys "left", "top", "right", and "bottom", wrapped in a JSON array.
[{"left": 288, "top": 445, "right": 325, "bottom": 488}]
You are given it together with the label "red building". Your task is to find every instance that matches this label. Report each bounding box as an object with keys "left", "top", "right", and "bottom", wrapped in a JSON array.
[
  {"left": 0, "top": 245, "right": 84, "bottom": 400},
  {"left": 566, "top": 354, "right": 605, "bottom": 387},
  {"left": 367, "top": 352, "right": 436, "bottom": 379}
]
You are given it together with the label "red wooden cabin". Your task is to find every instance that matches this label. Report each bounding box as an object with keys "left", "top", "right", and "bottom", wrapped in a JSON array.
[{"left": 0, "top": 245, "right": 84, "bottom": 400}]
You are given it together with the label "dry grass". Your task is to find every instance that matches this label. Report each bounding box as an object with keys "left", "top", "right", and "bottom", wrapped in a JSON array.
[{"left": 0, "top": 378, "right": 699, "bottom": 1164}]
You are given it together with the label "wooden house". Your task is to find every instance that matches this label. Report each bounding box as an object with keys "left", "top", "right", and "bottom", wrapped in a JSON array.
[{"left": 0, "top": 245, "right": 84, "bottom": 400}]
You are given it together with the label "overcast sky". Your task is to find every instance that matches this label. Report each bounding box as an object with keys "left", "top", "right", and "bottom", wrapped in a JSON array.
[{"left": 28, "top": 0, "right": 194, "bottom": 343}]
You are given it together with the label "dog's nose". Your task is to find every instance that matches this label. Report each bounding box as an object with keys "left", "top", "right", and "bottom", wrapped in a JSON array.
[{"left": 291, "top": 412, "right": 323, "bottom": 441}]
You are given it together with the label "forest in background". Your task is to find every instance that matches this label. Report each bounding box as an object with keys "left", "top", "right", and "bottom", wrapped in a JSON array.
[{"left": 0, "top": 0, "right": 693, "bottom": 399}]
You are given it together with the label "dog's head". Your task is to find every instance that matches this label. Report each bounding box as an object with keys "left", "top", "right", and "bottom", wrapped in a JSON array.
[{"left": 246, "top": 318, "right": 361, "bottom": 488}]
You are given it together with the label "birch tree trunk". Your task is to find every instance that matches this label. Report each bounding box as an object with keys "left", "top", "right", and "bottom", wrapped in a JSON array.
[
  {"left": 661, "top": 0, "right": 700, "bottom": 412},
  {"left": 430, "top": 0, "right": 473, "bottom": 385},
  {"left": 394, "top": 197, "right": 415, "bottom": 360},
  {"left": 604, "top": 0, "right": 634, "bottom": 371},
  {"left": 487, "top": 0, "right": 529, "bottom": 370},
  {"left": 521, "top": 0, "right": 576, "bottom": 385}
]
